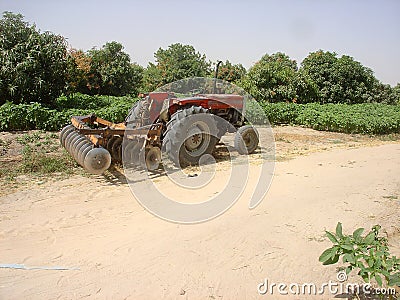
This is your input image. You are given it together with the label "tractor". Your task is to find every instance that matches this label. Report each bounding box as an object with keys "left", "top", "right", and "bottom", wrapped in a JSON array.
[{"left": 60, "top": 89, "right": 259, "bottom": 174}]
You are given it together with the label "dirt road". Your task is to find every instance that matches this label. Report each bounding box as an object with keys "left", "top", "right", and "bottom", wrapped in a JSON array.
[{"left": 1, "top": 144, "right": 399, "bottom": 299}]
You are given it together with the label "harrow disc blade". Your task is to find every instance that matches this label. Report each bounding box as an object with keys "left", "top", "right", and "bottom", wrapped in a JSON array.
[
  {"left": 65, "top": 131, "right": 78, "bottom": 151},
  {"left": 60, "top": 125, "right": 75, "bottom": 147},
  {"left": 145, "top": 146, "right": 161, "bottom": 171},
  {"left": 67, "top": 134, "right": 81, "bottom": 153},
  {"left": 131, "top": 139, "right": 144, "bottom": 165},
  {"left": 111, "top": 137, "right": 123, "bottom": 161},
  {"left": 71, "top": 137, "right": 86, "bottom": 157},
  {"left": 83, "top": 147, "right": 112, "bottom": 175},
  {"left": 59, "top": 125, "right": 73, "bottom": 144},
  {"left": 106, "top": 136, "right": 119, "bottom": 152},
  {"left": 78, "top": 144, "right": 92, "bottom": 166},
  {"left": 71, "top": 138, "right": 87, "bottom": 160},
  {"left": 122, "top": 140, "right": 137, "bottom": 166},
  {"left": 74, "top": 140, "right": 89, "bottom": 164}
]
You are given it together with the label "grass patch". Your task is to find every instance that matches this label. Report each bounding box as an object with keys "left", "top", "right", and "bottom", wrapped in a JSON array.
[
  {"left": 21, "top": 148, "right": 76, "bottom": 174},
  {"left": 0, "top": 131, "right": 80, "bottom": 182}
]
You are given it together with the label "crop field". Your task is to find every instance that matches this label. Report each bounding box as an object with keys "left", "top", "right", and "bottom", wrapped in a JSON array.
[{"left": 1, "top": 93, "right": 399, "bottom": 135}]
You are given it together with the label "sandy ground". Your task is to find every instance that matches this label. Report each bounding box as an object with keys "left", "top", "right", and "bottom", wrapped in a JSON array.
[
  {"left": 1, "top": 126, "right": 399, "bottom": 196},
  {"left": 1, "top": 141, "right": 400, "bottom": 299}
]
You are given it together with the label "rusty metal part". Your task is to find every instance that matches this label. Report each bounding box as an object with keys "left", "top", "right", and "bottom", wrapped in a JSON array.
[{"left": 60, "top": 114, "right": 163, "bottom": 174}]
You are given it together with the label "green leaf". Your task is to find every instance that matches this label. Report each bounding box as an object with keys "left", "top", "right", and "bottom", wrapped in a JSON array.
[
  {"left": 364, "top": 232, "right": 375, "bottom": 244},
  {"left": 375, "top": 274, "right": 383, "bottom": 287},
  {"left": 375, "top": 258, "right": 382, "bottom": 268},
  {"left": 331, "top": 246, "right": 339, "bottom": 259},
  {"left": 358, "top": 261, "right": 366, "bottom": 270},
  {"left": 341, "top": 244, "right": 353, "bottom": 251},
  {"left": 323, "top": 254, "right": 340, "bottom": 265},
  {"left": 381, "top": 269, "right": 390, "bottom": 278},
  {"left": 325, "top": 231, "right": 338, "bottom": 243},
  {"left": 345, "top": 266, "right": 352, "bottom": 275},
  {"left": 343, "top": 253, "right": 355, "bottom": 264},
  {"left": 336, "top": 222, "right": 343, "bottom": 238},
  {"left": 353, "top": 228, "right": 364, "bottom": 239},
  {"left": 368, "top": 258, "right": 374, "bottom": 268},
  {"left": 319, "top": 247, "right": 337, "bottom": 263}
]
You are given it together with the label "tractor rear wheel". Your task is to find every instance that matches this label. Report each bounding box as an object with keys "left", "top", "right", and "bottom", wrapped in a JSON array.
[{"left": 163, "top": 106, "right": 218, "bottom": 167}]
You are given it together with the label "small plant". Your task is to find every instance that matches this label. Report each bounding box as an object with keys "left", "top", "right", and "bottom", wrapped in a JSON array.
[
  {"left": 0, "top": 137, "right": 11, "bottom": 151},
  {"left": 320, "top": 223, "right": 400, "bottom": 289}
]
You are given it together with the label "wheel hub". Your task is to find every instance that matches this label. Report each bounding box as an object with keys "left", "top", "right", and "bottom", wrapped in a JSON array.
[
  {"left": 244, "top": 133, "right": 253, "bottom": 146},
  {"left": 185, "top": 126, "right": 203, "bottom": 151}
]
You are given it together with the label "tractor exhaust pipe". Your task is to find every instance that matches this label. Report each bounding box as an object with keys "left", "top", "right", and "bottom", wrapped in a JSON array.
[{"left": 213, "top": 60, "right": 222, "bottom": 93}]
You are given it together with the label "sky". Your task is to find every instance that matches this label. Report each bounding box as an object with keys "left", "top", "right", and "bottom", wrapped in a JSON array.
[{"left": 1, "top": 0, "right": 399, "bottom": 85}]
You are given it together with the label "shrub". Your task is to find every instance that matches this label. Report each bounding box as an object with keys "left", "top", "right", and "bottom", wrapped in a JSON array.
[
  {"left": 0, "top": 94, "right": 137, "bottom": 131},
  {"left": 320, "top": 223, "right": 400, "bottom": 288},
  {"left": 259, "top": 102, "right": 400, "bottom": 134},
  {"left": 1, "top": 95, "right": 398, "bottom": 135}
]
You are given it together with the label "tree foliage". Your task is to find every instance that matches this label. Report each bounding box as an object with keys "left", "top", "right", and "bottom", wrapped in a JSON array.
[
  {"left": 1, "top": 11, "right": 398, "bottom": 112},
  {"left": 66, "top": 42, "right": 143, "bottom": 96},
  {"left": 85, "top": 42, "right": 143, "bottom": 96},
  {"left": 300, "top": 50, "right": 376, "bottom": 104},
  {"left": 392, "top": 83, "right": 400, "bottom": 104},
  {"left": 66, "top": 49, "right": 92, "bottom": 94},
  {"left": 0, "top": 12, "right": 68, "bottom": 105},
  {"left": 142, "top": 43, "right": 211, "bottom": 92},
  {"left": 371, "top": 81, "right": 398, "bottom": 104},
  {"left": 215, "top": 60, "right": 246, "bottom": 83},
  {"left": 241, "top": 52, "right": 317, "bottom": 103}
]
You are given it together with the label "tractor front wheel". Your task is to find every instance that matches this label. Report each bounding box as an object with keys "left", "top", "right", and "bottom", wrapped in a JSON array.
[{"left": 234, "top": 125, "right": 259, "bottom": 155}]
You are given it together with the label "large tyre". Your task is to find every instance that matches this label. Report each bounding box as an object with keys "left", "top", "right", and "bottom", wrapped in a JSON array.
[
  {"left": 234, "top": 125, "right": 259, "bottom": 155},
  {"left": 163, "top": 106, "right": 218, "bottom": 167}
]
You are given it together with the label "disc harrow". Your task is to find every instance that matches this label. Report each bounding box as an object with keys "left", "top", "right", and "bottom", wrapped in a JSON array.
[{"left": 60, "top": 114, "right": 163, "bottom": 174}]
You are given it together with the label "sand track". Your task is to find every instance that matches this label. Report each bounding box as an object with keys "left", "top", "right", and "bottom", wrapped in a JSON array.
[{"left": 1, "top": 144, "right": 399, "bottom": 299}]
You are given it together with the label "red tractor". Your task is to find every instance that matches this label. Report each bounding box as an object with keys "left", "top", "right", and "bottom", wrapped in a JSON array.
[{"left": 60, "top": 91, "right": 259, "bottom": 174}]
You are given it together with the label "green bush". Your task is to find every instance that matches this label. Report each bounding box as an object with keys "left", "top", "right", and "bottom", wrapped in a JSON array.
[
  {"left": 259, "top": 102, "right": 400, "bottom": 134},
  {"left": 1, "top": 94, "right": 399, "bottom": 135},
  {"left": 320, "top": 223, "right": 400, "bottom": 288},
  {"left": 0, "top": 94, "right": 137, "bottom": 131}
]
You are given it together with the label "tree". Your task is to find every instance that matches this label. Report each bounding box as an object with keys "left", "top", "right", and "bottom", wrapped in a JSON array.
[
  {"left": 241, "top": 52, "right": 318, "bottom": 103},
  {"left": 66, "top": 48, "right": 92, "bottom": 94},
  {"left": 392, "top": 83, "right": 400, "bottom": 104},
  {"left": 142, "top": 43, "right": 211, "bottom": 91},
  {"left": 242, "top": 53, "right": 294, "bottom": 102},
  {"left": 291, "top": 70, "right": 319, "bottom": 103},
  {"left": 0, "top": 12, "right": 68, "bottom": 105},
  {"left": 371, "top": 81, "right": 397, "bottom": 104},
  {"left": 86, "top": 41, "right": 143, "bottom": 96},
  {"left": 215, "top": 60, "right": 246, "bottom": 83},
  {"left": 300, "top": 50, "right": 376, "bottom": 104}
]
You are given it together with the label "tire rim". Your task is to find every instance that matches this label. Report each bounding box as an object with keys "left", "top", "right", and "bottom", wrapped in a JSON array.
[
  {"left": 184, "top": 121, "right": 211, "bottom": 157},
  {"left": 243, "top": 131, "right": 257, "bottom": 148}
]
